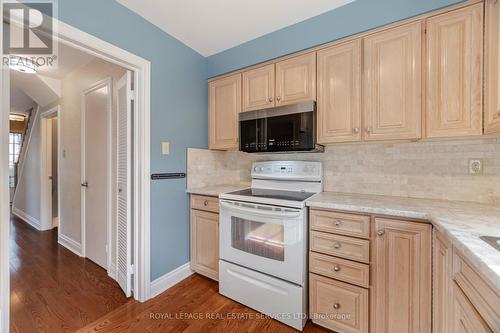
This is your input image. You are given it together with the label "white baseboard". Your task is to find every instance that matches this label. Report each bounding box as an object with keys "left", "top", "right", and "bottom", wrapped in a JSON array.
[
  {"left": 12, "top": 207, "right": 41, "bottom": 230},
  {"left": 150, "top": 263, "right": 193, "bottom": 298},
  {"left": 108, "top": 264, "right": 117, "bottom": 280},
  {"left": 58, "top": 233, "right": 82, "bottom": 257}
]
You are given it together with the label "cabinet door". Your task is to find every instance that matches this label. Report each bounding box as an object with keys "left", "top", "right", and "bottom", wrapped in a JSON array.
[
  {"left": 485, "top": 0, "right": 500, "bottom": 134},
  {"left": 426, "top": 4, "right": 483, "bottom": 138},
  {"left": 275, "top": 52, "right": 316, "bottom": 106},
  {"left": 452, "top": 283, "right": 493, "bottom": 333},
  {"left": 371, "top": 218, "right": 431, "bottom": 333},
  {"left": 208, "top": 74, "right": 241, "bottom": 150},
  {"left": 433, "top": 231, "right": 453, "bottom": 333},
  {"left": 317, "top": 40, "right": 362, "bottom": 144},
  {"left": 242, "top": 64, "right": 275, "bottom": 112},
  {"left": 364, "top": 22, "right": 422, "bottom": 141},
  {"left": 190, "top": 209, "right": 219, "bottom": 281}
]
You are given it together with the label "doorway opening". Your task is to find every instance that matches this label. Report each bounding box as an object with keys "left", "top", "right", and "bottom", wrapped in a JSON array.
[{"left": 1, "top": 11, "right": 152, "bottom": 333}]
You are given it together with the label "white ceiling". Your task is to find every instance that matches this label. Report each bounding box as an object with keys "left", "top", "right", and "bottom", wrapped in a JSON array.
[
  {"left": 10, "top": 43, "right": 95, "bottom": 109},
  {"left": 37, "top": 43, "right": 95, "bottom": 80},
  {"left": 116, "top": 0, "right": 355, "bottom": 56}
]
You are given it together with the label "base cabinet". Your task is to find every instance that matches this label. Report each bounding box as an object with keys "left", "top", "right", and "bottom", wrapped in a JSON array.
[
  {"left": 433, "top": 230, "right": 453, "bottom": 333},
  {"left": 371, "top": 217, "right": 431, "bottom": 333},
  {"left": 190, "top": 195, "right": 219, "bottom": 280},
  {"left": 452, "top": 282, "right": 493, "bottom": 333},
  {"left": 310, "top": 273, "right": 368, "bottom": 333},
  {"left": 432, "top": 231, "right": 499, "bottom": 333}
]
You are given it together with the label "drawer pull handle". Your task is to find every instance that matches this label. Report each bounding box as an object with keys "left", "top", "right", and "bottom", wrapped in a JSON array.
[
  {"left": 333, "top": 303, "right": 341, "bottom": 310},
  {"left": 204, "top": 200, "right": 209, "bottom": 206},
  {"left": 333, "top": 266, "right": 341, "bottom": 272},
  {"left": 334, "top": 220, "right": 342, "bottom": 226},
  {"left": 334, "top": 243, "right": 342, "bottom": 250},
  {"left": 377, "top": 229, "right": 385, "bottom": 237}
]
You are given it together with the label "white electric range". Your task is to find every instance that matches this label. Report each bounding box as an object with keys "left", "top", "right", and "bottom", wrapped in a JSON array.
[{"left": 218, "top": 161, "right": 322, "bottom": 331}]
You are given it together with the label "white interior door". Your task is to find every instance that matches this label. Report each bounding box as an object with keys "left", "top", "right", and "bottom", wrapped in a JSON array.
[
  {"left": 82, "top": 80, "right": 111, "bottom": 270},
  {"left": 116, "top": 71, "right": 133, "bottom": 297}
]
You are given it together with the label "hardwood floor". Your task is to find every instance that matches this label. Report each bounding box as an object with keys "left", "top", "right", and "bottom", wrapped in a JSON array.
[
  {"left": 9, "top": 215, "right": 128, "bottom": 333},
  {"left": 10, "top": 215, "right": 330, "bottom": 332},
  {"left": 78, "top": 274, "right": 330, "bottom": 333}
]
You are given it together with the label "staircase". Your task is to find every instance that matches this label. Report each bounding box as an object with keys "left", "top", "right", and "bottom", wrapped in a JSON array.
[{"left": 13, "top": 106, "right": 38, "bottom": 193}]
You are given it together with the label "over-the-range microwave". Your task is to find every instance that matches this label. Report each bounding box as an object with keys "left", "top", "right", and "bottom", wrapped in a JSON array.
[{"left": 239, "top": 101, "right": 324, "bottom": 153}]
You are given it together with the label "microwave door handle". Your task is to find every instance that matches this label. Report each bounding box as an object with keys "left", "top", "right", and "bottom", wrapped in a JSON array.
[{"left": 220, "top": 201, "right": 301, "bottom": 219}]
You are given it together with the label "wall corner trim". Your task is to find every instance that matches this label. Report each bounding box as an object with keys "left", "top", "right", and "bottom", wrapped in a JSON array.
[
  {"left": 150, "top": 263, "right": 193, "bottom": 299},
  {"left": 11, "top": 207, "right": 41, "bottom": 231},
  {"left": 58, "top": 233, "right": 83, "bottom": 257}
]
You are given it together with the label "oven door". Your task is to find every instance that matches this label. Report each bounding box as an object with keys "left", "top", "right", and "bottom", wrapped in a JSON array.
[{"left": 219, "top": 200, "right": 307, "bottom": 285}]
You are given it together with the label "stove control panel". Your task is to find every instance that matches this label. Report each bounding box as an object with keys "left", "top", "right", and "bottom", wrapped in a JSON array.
[{"left": 251, "top": 161, "right": 322, "bottom": 182}]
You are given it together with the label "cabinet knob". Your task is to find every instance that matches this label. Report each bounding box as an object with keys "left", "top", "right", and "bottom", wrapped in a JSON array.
[
  {"left": 333, "top": 266, "right": 341, "bottom": 272},
  {"left": 366, "top": 127, "right": 372, "bottom": 134},
  {"left": 204, "top": 200, "right": 209, "bottom": 206},
  {"left": 377, "top": 229, "right": 385, "bottom": 236},
  {"left": 334, "top": 243, "right": 342, "bottom": 249},
  {"left": 276, "top": 96, "right": 281, "bottom": 102},
  {"left": 333, "top": 303, "right": 341, "bottom": 310},
  {"left": 334, "top": 220, "right": 342, "bottom": 227},
  {"left": 353, "top": 127, "right": 360, "bottom": 134},
  {"left": 268, "top": 97, "right": 273, "bottom": 103}
]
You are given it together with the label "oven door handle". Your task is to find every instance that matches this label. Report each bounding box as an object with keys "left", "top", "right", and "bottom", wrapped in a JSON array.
[{"left": 220, "top": 201, "right": 302, "bottom": 219}]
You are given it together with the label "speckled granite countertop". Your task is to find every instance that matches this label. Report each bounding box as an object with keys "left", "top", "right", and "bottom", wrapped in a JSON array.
[
  {"left": 186, "top": 184, "right": 249, "bottom": 197},
  {"left": 306, "top": 192, "right": 500, "bottom": 292}
]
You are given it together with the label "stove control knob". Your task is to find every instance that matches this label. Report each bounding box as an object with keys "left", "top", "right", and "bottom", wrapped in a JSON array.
[{"left": 254, "top": 167, "right": 261, "bottom": 172}]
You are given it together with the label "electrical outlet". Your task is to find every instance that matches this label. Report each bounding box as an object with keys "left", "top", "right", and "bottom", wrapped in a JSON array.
[{"left": 469, "top": 159, "right": 483, "bottom": 175}]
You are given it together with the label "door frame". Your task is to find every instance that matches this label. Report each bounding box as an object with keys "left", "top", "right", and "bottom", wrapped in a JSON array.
[
  {"left": 0, "top": 2, "right": 10, "bottom": 329},
  {"left": 1, "top": 8, "right": 152, "bottom": 330},
  {"left": 40, "top": 106, "right": 61, "bottom": 231},
  {"left": 80, "top": 78, "right": 113, "bottom": 273}
]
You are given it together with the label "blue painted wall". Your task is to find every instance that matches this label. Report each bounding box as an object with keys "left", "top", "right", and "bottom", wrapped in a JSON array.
[
  {"left": 52, "top": 0, "right": 468, "bottom": 282},
  {"left": 55, "top": 0, "right": 208, "bottom": 280},
  {"left": 207, "top": 0, "right": 465, "bottom": 78}
]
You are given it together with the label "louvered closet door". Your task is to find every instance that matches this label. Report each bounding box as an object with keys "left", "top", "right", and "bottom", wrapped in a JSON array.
[{"left": 117, "top": 71, "right": 133, "bottom": 297}]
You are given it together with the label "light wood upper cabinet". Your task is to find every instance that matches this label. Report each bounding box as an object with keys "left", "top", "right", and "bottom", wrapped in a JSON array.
[
  {"left": 275, "top": 52, "right": 316, "bottom": 106},
  {"left": 317, "top": 40, "right": 362, "bottom": 144},
  {"left": 364, "top": 22, "right": 422, "bottom": 141},
  {"left": 426, "top": 3, "right": 484, "bottom": 138},
  {"left": 190, "top": 208, "right": 219, "bottom": 281},
  {"left": 433, "top": 230, "right": 453, "bottom": 333},
  {"left": 485, "top": 0, "right": 500, "bottom": 134},
  {"left": 208, "top": 74, "right": 241, "bottom": 150},
  {"left": 243, "top": 64, "right": 275, "bottom": 112},
  {"left": 371, "top": 217, "right": 431, "bottom": 333}
]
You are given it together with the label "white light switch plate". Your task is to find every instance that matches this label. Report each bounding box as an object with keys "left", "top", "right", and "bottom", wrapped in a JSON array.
[{"left": 162, "top": 142, "right": 170, "bottom": 155}]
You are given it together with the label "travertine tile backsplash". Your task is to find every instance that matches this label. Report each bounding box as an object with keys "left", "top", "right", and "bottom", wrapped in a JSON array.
[{"left": 187, "top": 137, "right": 500, "bottom": 204}]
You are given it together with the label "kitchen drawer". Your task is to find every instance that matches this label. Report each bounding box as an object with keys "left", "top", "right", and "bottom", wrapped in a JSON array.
[
  {"left": 309, "top": 252, "right": 369, "bottom": 288},
  {"left": 310, "top": 273, "right": 368, "bottom": 333},
  {"left": 452, "top": 282, "right": 493, "bottom": 333},
  {"left": 453, "top": 248, "right": 500, "bottom": 330},
  {"left": 310, "top": 231, "right": 370, "bottom": 263},
  {"left": 311, "top": 209, "right": 370, "bottom": 239},
  {"left": 191, "top": 195, "right": 219, "bottom": 213}
]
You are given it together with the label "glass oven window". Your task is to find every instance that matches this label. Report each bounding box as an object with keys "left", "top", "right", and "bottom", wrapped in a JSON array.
[{"left": 231, "top": 217, "right": 284, "bottom": 261}]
